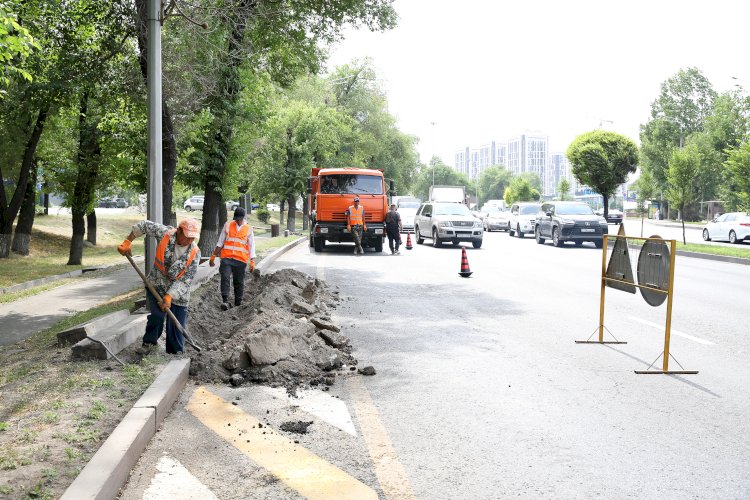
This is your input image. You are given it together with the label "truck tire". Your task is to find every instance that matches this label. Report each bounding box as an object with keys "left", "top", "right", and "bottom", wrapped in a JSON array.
[
  {"left": 374, "top": 237, "right": 383, "bottom": 253},
  {"left": 313, "top": 235, "right": 324, "bottom": 252}
]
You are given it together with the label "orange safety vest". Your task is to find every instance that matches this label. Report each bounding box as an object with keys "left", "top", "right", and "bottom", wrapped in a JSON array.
[
  {"left": 154, "top": 229, "right": 199, "bottom": 281},
  {"left": 220, "top": 221, "right": 251, "bottom": 263},
  {"left": 348, "top": 205, "right": 365, "bottom": 226}
]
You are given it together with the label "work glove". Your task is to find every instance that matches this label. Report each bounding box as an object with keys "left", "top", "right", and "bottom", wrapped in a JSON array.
[
  {"left": 249, "top": 258, "right": 255, "bottom": 272},
  {"left": 117, "top": 239, "right": 132, "bottom": 256},
  {"left": 209, "top": 255, "right": 216, "bottom": 267},
  {"left": 160, "top": 294, "right": 172, "bottom": 312}
]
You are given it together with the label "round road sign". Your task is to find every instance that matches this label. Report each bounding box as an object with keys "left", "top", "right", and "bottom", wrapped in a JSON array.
[{"left": 637, "top": 236, "right": 670, "bottom": 307}]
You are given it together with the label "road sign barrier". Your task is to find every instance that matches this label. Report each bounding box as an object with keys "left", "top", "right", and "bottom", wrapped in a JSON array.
[{"left": 576, "top": 224, "right": 698, "bottom": 375}]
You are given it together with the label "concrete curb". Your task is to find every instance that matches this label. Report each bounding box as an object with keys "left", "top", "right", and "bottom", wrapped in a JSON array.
[
  {"left": 0, "top": 256, "right": 145, "bottom": 295},
  {"left": 61, "top": 359, "right": 189, "bottom": 500},
  {"left": 256, "top": 235, "right": 307, "bottom": 273}
]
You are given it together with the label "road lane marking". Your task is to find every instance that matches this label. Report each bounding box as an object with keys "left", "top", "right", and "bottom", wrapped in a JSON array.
[
  {"left": 629, "top": 316, "right": 715, "bottom": 345},
  {"left": 346, "top": 377, "right": 416, "bottom": 500},
  {"left": 262, "top": 386, "right": 358, "bottom": 436},
  {"left": 187, "top": 386, "right": 377, "bottom": 500},
  {"left": 142, "top": 455, "right": 219, "bottom": 500}
]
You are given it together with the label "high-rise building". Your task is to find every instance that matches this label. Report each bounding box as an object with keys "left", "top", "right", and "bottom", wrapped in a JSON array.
[
  {"left": 454, "top": 147, "right": 470, "bottom": 178},
  {"left": 547, "top": 153, "right": 570, "bottom": 197},
  {"left": 506, "top": 134, "right": 548, "bottom": 183}
]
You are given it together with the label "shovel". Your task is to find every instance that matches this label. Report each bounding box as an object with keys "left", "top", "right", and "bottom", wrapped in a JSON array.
[{"left": 125, "top": 254, "right": 202, "bottom": 352}]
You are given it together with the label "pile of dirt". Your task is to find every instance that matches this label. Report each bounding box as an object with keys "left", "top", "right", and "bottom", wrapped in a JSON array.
[{"left": 187, "top": 268, "right": 358, "bottom": 390}]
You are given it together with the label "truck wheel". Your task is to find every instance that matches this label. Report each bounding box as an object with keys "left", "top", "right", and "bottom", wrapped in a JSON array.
[
  {"left": 309, "top": 233, "right": 314, "bottom": 247},
  {"left": 415, "top": 225, "right": 424, "bottom": 244},
  {"left": 313, "top": 236, "right": 324, "bottom": 252},
  {"left": 374, "top": 237, "right": 383, "bottom": 253},
  {"left": 432, "top": 228, "right": 442, "bottom": 248}
]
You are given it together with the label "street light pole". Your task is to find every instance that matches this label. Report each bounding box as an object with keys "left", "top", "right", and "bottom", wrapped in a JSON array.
[
  {"left": 146, "top": 0, "right": 163, "bottom": 272},
  {"left": 430, "top": 121, "right": 436, "bottom": 187}
]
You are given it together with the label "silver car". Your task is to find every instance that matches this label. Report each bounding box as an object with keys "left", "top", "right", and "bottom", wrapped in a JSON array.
[
  {"left": 702, "top": 212, "right": 750, "bottom": 243},
  {"left": 397, "top": 201, "right": 420, "bottom": 233},
  {"left": 508, "top": 202, "right": 541, "bottom": 238},
  {"left": 414, "top": 202, "right": 484, "bottom": 248},
  {"left": 480, "top": 204, "right": 511, "bottom": 232}
]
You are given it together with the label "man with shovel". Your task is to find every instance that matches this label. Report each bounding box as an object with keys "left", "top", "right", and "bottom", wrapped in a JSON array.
[{"left": 118, "top": 219, "right": 201, "bottom": 354}]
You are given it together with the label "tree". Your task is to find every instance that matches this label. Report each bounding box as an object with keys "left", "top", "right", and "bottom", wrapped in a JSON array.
[
  {"left": 0, "top": 0, "right": 37, "bottom": 94},
  {"left": 666, "top": 143, "right": 700, "bottom": 244},
  {"left": 725, "top": 140, "right": 750, "bottom": 212},
  {"left": 477, "top": 165, "right": 511, "bottom": 205},
  {"left": 567, "top": 130, "right": 639, "bottom": 220},
  {"left": 412, "top": 157, "right": 471, "bottom": 202},
  {"left": 632, "top": 169, "right": 656, "bottom": 236},
  {"left": 504, "top": 176, "right": 539, "bottom": 205},
  {"left": 557, "top": 178, "right": 571, "bottom": 201}
]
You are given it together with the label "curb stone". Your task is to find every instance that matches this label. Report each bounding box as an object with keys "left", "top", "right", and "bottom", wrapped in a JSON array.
[{"left": 60, "top": 236, "right": 306, "bottom": 498}]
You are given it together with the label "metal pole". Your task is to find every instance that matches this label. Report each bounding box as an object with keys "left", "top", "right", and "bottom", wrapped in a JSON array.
[
  {"left": 146, "top": 0, "right": 163, "bottom": 273},
  {"left": 598, "top": 234, "right": 608, "bottom": 342},
  {"left": 662, "top": 239, "right": 677, "bottom": 371},
  {"left": 430, "top": 121, "right": 436, "bottom": 186}
]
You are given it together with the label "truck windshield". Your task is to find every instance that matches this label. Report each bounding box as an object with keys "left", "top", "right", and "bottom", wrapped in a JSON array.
[{"left": 320, "top": 174, "right": 383, "bottom": 195}]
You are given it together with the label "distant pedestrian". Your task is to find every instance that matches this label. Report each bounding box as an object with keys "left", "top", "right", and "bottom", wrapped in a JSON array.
[
  {"left": 385, "top": 204, "right": 402, "bottom": 254},
  {"left": 209, "top": 207, "right": 256, "bottom": 310},
  {"left": 118, "top": 218, "right": 201, "bottom": 354},
  {"left": 346, "top": 196, "right": 367, "bottom": 255},
  {"left": 655, "top": 207, "right": 661, "bottom": 220}
]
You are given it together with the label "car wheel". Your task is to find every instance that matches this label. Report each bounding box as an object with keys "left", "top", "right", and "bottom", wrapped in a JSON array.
[
  {"left": 415, "top": 225, "right": 424, "bottom": 244},
  {"left": 729, "top": 230, "right": 738, "bottom": 244},
  {"left": 535, "top": 226, "right": 545, "bottom": 244},
  {"left": 517, "top": 224, "right": 524, "bottom": 238},
  {"left": 185, "top": 206, "right": 192, "bottom": 212},
  {"left": 508, "top": 223, "right": 515, "bottom": 236},
  {"left": 594, "top": 240, "right": 603, "bottom": 249},
  {"left": 485, "top": 223, "right": 491, "bottom": 232},
  {"left": 432, "top": 228, "right": 442, "bottom": 248},
  {"left": 472, "top": 240, "right": 482, "bottom": 249},
  {"left": 702, "top": 228, "right": 711, "bottom": 241},
  {"left": 552, "top": 227, "right": 564, "bottom": 247}
]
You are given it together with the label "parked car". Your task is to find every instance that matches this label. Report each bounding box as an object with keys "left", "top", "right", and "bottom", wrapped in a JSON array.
[
  {"left": 98, "top": 197, "right": 115, "bottom": 208},
  {"left": 183, "top": 196, "right": 205, "bottom": 211},
  {"left": 596, "top": 208, "right": 624, "bottom": 224},
  {"left": 702, "top": 212, "right": 750, "bottom": 244},
  {"left": 480, "top": 204, "right": 511, "bottom": 232},
  {"left": 225, "top": 200, "right": 240, "bottom": 211},
  {"left": 534, "top": 201, "right": 608, "bottom": 248},
  {"left": 397, "top": 200, "right": 420, "bottom": 232},
  {"left": 508, "top": 202, "right": 541, "bottom": 238},
  {"left": 114, "top": 197, "right": 129, "bottom": 208},
  {"left": 414, "top": 202, "right": 483, "bottom": 248},
  {"left": 266, "top": 203, "right": 280, "bottom": 212}
]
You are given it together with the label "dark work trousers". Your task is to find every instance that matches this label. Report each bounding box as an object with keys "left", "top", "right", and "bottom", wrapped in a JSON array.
[
  {"left": 386, "top": 226, "right": 401, "bottom": 252},
  {"left": 351, "top": 225, "right": 364, "bottom": 253},
  {"left": 143, "top": 288, "right": 187, "bottom": 354},
  {"left": 219, "top": 257, "right": 247, "bottom": 306}
]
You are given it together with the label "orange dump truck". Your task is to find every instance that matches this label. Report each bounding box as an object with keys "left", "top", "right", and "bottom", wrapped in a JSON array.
[{"left": 308, "top": 167, "right": 389, "bottom": 253}]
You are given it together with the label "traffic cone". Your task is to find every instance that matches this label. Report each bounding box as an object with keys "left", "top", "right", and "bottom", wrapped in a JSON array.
[
  {"left": 458, "top": 246, "right": 472, "bottom": 278},
  {"left": 405, "top": 232, "right": 413, "bottom": 250}
]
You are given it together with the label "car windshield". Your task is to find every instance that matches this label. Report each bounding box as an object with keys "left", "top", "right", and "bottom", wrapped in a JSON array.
[
  {"left": 321, "top": 174, "right": 383, "bottom": 195},
  {"left": 481, "top": 205, "right": 501, "bottom": 212},
  {"left": 434, "top": 204, "right": 472, "bottom": 216},
  {"left": 398, "top": 207, "right": 417, "bottom": 215},
  {"left": 398, "top": 201, "right": 420, "bottom": 209},
  {"left": 556, "top": 203, "right": 594, "bottom": 215},
  {"left": 520, "top": 205, "right": 540, "bottom": 215}
]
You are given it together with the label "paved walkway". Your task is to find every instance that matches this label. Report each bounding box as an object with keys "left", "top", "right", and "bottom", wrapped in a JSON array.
[{"left": 0, "top": 264, "right": 145, "bottom": 346}]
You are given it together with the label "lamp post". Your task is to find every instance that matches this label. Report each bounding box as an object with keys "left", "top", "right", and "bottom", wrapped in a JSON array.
[
  {"left": 145, "top": 0, "right": 163, "bottom": 273},
  {"left": 430, "top": 121, "right": 436, "bottom": 187}
]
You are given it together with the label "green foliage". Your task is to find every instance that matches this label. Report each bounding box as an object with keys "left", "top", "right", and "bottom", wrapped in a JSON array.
[
  {"left": 667, "top": 143, "right": 700, "bottom": 242},
  {"left": 504, "top": 176, "right": 540, "bottom": 205},
  {"left": 0, "top": 422, "right": 8, "bottom": 431},
  {"left": 255, "top": 208, "right": 270, "bottom": 223},
  {"left": 477, "top": 165, "right": 511, "bottom": 205},
  {"left": 412, "top": 157, "right": 471, "bottom": 202},
  {"left": 567, "top": 130, "right": 638, "bottom": 215},
  {"left": 557, "top": 178, "right": 571, "bottom": 201},
  {"left": 0, "top": 0, "right": 38, "bottom": 93},
  {"left": 725, "top": 140, "right": 750, "bottom": 211}
]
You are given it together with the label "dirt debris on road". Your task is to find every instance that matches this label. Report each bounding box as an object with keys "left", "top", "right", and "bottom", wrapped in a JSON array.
[{"left": 188, "top": 268, "right": 363, "bottom": 391}]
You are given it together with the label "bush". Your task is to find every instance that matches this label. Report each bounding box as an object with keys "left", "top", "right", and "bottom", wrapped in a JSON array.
[{"left": 255, "top": 208, "right": 270, "bottom": 223}]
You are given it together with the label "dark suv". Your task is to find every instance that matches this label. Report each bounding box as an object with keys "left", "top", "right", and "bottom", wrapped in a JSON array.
[{"left": 534, "top": 201, "right": 608, "bottom": 248}]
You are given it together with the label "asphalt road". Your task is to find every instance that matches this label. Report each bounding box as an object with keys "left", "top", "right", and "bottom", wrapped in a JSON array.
[{"left": 122, "top": 229, "right": 750, "bottom": 499}]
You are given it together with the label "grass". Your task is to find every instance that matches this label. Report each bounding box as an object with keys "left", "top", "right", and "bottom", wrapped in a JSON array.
[{"left": 678, "top": 242, "right": 750, "bottom": 259}]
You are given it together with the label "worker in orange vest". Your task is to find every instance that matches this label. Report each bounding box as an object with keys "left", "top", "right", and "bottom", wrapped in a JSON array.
[
  {"left": 118, "top": 218, "right": 201, "bottom": 354},
  {"left": 346, "top": 196, "right": 367, "bottom": 255},
  {"left": 209, "top": 207, "right": 256, "bottom": 310}
]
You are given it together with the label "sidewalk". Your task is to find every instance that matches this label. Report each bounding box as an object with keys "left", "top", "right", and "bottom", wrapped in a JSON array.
[{"left": 0, "top": 264, "right": 144, "bottom": 346}]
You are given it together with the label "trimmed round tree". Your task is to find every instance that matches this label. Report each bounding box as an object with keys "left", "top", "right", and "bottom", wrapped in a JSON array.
[{"left": 566, "top": 130, "right": 638, "bottom": 219}]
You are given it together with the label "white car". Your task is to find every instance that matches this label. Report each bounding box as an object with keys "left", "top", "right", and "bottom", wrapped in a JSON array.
[
  {"left": 508, "top": 202, "right": 541, "bottom": 238},
  {"left": 266, "top": 203, "right": 280, "bottom": 212},
  {"left": 183, "top": 196, "right": 204, "bottom": 211},
  {"left": 702, "top": 212, "right": 750, "bottom": 244},
  {"left": 397, "top": 201, "right": 419, "bottom": 232},
  {"left": 479, "top": 204, "right": 511, "bottom": 232},
  {"left": 225, "top": 200, "right": 240, "bottom": 210}
]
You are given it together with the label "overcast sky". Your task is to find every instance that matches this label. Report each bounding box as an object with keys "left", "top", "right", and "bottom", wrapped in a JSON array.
[{"left": 327, "top": 0, "right": 750, "bottom": 165}]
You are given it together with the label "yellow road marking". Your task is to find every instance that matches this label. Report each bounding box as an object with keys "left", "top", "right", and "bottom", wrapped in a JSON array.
[
  {"left": 187, "top": 386, "right": 377, "bottom": 500},
  {"left": 346, "top": 377, "right": 416, "bottom": 500}
]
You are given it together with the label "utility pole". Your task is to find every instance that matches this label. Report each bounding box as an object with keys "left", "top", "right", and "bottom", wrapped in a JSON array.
[
  {"left": 146, "top": 0, "right": 163, "bottom": 272},
  {"left": 430, "top": 121, "right": 436, "bottom": 187}
]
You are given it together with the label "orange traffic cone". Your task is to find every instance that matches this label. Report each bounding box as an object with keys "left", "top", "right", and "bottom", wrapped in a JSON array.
[
  {"left": 458, "top": 246, "right": 472, "bottom": 277},
  {"left": 405, "top": 232, "right": 413, "bottom": 250}
]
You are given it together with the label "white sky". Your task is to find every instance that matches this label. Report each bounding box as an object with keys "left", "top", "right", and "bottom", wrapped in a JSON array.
[{"left": 327, "top": 0, "right": 750, "bottom": 165}]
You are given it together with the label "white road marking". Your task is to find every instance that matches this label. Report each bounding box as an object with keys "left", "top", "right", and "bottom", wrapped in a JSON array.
[
  {"left": 142, "top": 455, "right": 219, "bottom": 500},
  {"left": 628, "top": 316, "right": 715, "bottom": 345},
  {"left": 262, "top": 386, "right": 358, "bottom": 436}
]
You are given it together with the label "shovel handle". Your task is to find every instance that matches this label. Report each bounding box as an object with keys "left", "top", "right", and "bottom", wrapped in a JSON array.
[{"left": 125, "top": 254, "right": 202, "bottom": 352}]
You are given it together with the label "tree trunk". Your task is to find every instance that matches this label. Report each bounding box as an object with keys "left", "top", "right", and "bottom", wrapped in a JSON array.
[
  {"left": 0, "top": 105, "right": 48, "bottom": 258},
  {"left": 135, "top": 0, "right": 178, "bottom": 226},
  {"left": 86, "top": 210, "right": 97, "bottom": 245},
  {"left": 302, "top": 193, "right": 309, "bottom": 231},
  {"left": 286, "top": 195, "right": 296, "bottom": 232},
  {"left": 69, "top": 212, "right": 86, "bottom": 266},
  {"left": 279, "top": 199, "right": 286, "bottom": 228},
  {"left": 44, "top": 192, "right": 49, "bottom": 215},
  {"left": 11, "top": 160, "right": 38, "bottom": 255},
  {"left": 602, "top": 193, "right": 609, "bottom": 220},
  {"left": 198, "top": 187, "right": 221, "bottom": 255},
  {"left": 218, "top": 194, "right": 227, "bottom": 229}
]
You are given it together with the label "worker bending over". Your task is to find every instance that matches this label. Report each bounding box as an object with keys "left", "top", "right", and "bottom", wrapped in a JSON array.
[
  {"left": 209, "top": 207, "right": 256, "bottom": 310},
  {"left": 118, "top": 219, "right": 201, "bottom": 354}
]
